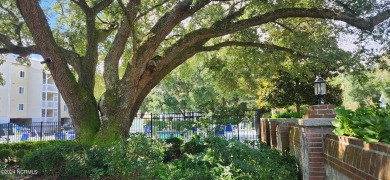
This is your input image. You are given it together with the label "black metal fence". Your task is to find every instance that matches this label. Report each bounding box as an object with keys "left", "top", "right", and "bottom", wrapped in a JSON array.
[
  {"left": 132, "top": 111, "right": 260, "bottom": 142},
  {"left": 0, "top": 110, "right": 261, "bottom": 144},
  {"left": 0, "top": 122, "right": 74, "bottom": 143}
]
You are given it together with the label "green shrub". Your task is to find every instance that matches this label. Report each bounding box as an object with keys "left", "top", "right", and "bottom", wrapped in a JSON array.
[
  {"left": 0, "top": 140, "right": 73, "bottom": 152},
  {"left": 18, "top": 136, "right": 167, "bottom": 179},
  {"left": 0, "top": 161, "right": 10, "bottom": 179},
  {"left": 14, "top": 149, "right": 27, "bottom": 162},
  {"left": 183, "top": 135, "right": 206, "bottom": 154},
  {"left": 0, "top": 149, "right": 12, "bottom": 162},
  {"left": 168, "top": 137, "right": 299, "bottom": 179},
  {"left": 21, "top": 141, "right": 85, "bottom": 179},
  {"left": 333, "top": 106, "right": 390, "bottom": 143},
  {"left": 98, "top": 134, "right": 168, "bottom": 179},
  {"left": 272, "top": 111, "right": 305, "bottom": 118},
  {"left": 13, "top": 134, "right": 298, "bottom": 179},
  {"left": 163, "top": 137, "right": 183, "bottom": 163},
  {"left": 0, "top": 141, "right": 75, "bottom": 165}
]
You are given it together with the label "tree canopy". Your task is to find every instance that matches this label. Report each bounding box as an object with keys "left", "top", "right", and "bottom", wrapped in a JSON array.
[
  {"left": 257, "top": 69, "right": 343, "bottom": 112},
  {"left": 0, "top": 0, "right": 389, "bottom": 146},
  {"left": 141, "top": 53, "right": 258, "bottom": 114}
]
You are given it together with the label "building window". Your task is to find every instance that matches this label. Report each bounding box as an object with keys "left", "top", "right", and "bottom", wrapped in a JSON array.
[
  {"left": 19, "top": 87, "right": 24, "bottom": 94},
  {"left": 18, "top": 104, "right": 24, "bottom": 110},
  {"left": 20, "top": 71, "right": 25, "bottom": 78},
  {"left": 64, "top": 105, "right": 68, "bottom": 112},
  {"left": 42, "top": 73, "right": 46, "bottom": 84}
]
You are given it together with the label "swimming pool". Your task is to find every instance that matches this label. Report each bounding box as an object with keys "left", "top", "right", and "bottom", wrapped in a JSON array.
[{"left": 157, "top": 131, "right": 184, "bottom": 139}]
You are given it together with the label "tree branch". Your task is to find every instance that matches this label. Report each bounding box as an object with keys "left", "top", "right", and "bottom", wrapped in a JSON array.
[
  {"left": 15, "top": 23, "right": 24, "bottom": 46},
  {"left": 229, "top": 8, "right": 390, "bottom": 33},
  {"left": 199, "top": 41, "right": 314, "bottom": 59},
  {"left": 159, "top": 7, "right": 390, "bottom": 71},
  {"left": 135, "top": 0, "right": 169, "bottom": 21},
  {"left": 0, "top": 33, "right": 16, "bottom": 48},
  {"left": 0, "top": 3, "right": 19, "bottom": 21},
  {"left": 16, "top": 0, "right": 80, "bottom": 102},
  {"left": 148, "top": 6, "right": 248, "bottom": 75},
  {"left": 335, "top": 0, "right": 359, "bottom": 15},
  {"left": 273, "top": 21, "right": 294, "bottom": 32},
  {"left": 0, "top": 46, "right": 39, "bottom": 56},
  {"left": 137, "top": 0, "right": 209, "bottom": 62},
  {"left": 118, "top": 0, "right": 139, "bottom": 53},
  {"left": 70, "top": 0, "right": 89, "bottom": 12},
  {"left": 103, "top": 20, "right": 131, "bottom": 91},
  {"left": 371, "top": 9, "right": 390, "bottom": 26},
  {"left": 0, "top": 3, "right": 25, "bottom": 46},
  {"left": 0, "top": 32, "right": 40, "bottom": 56},
  {"left": 2, "top": 28, "right": 78, "bottom": 64},
  {"left": 145, "top": 7, "right": 389, "bottom": 94},
  {"left": 92, "top": 0, "right": 114, "bottom": 14},
  {"left": 61, "top": 48, "right": 82, "bottom": 76},
  {"left": 76, "top": 0, "right": 114, "bottom": 93},
  {"left": 122, "top": 0, "right": 211, "bottom": 86}
]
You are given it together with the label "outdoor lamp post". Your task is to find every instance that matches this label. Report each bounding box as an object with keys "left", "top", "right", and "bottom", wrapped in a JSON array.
[{"left": 314, "top": 76, "right": 326, "bottom": 105}]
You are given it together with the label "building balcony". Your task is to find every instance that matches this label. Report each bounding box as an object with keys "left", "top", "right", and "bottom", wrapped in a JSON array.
[
  {"left": 42, "top": 84, "right": 58, "bottom": 92},
  {"left": 41, "top": 116, "right": 59, "bottom": 122},
  {"left": 42, "top": 100, "right": 58, "bottom": 108}
]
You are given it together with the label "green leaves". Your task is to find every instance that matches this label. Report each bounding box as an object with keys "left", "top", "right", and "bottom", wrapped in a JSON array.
[
  {"left": 257, "top": 70, "right": 343, "bottom": 111},
  {"left": 169, "top": 137, "right": 299, "bottom": 179},
  {"left": 333, "top": 106, "right": 390, "bottom": 143}
]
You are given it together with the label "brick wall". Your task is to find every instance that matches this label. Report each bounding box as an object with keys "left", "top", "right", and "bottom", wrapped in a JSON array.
[
  {"left": 289, "top": 127, "right": 304, "bottom": 176},
  {"left": 303, "top": 105, "right": 336, "bottom": 119},
  {"left": 269, "top": 119, "right": 278, "bottom": 148},
  {"left": 262, "top": 105, "right": 390, "bottom": 180},
  {"left": 289, "top": 119, "right": 334, "bottom": 180},
  {"left": 261, "top": 118, "right": 297, "bottom": 150},
  {"left": 260, "top": 119, "right": 270, "bottom": 145},
  {"left": 276, "top": 121, "right": 297, "bottom": 152},
  {"left": 324, "top": 134, "right": 390, "bottom": 180},
  {"left": 303, "top": 126, "right": 334, "bottom": 179}
]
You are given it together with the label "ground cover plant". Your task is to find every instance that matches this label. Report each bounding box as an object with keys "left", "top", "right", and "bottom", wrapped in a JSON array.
[
  {"left": 332, "top": 106, "right": 390, "bottom": 143},
  {"left": 168, "top": 136, "right": 299, "bottom": 180},
  {"left": 271, "top": 110, "right": 306, "bottom": 118},
  {"left": 1, "top": 135, "right": 299, "bottom": 179}
]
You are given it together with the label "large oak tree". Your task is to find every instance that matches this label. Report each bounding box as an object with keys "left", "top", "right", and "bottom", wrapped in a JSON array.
[{"left": 0, "top": 0, "right": 389, "bottom": 145}]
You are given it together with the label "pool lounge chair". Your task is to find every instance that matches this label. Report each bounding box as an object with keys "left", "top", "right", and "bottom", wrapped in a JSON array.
[
  {"left": 144, "top": 126, "right": 152, "bottom": 136},
  {"left": 21, "top": 133, "right": 29, "bottom": 141},
  {"left": 215, "top": 125, "right": 225, "bottom": 136}
]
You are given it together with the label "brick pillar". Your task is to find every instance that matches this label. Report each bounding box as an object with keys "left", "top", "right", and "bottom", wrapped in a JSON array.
[
  {"left": 303, "top": 105, "right": 336, "bottom": 119},
  {"left": 276, "top": 120, "right": 297, "bottom": 152},
  {"left": 289, "top": 105, "right": 337, "bottom": 180},
  {"left": 268, "top": 119, "right": 278, "bottom": 148},
  {"left": 260, "top": 118, "right": 270, "bottom": 145}
]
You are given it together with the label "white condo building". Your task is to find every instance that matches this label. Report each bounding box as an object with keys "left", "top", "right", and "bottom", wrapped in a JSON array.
[{"left": 0, "top": 54, "right": 71, "bottom": 124}]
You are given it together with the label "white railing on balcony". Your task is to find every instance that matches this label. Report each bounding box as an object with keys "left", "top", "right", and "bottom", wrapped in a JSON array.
[
  {"left": 41, "top": 116, "right": 59, "bottom": 122},
  {"left": 42, "top": 100, "right": 58, "bottom": 108},
  {"left": 42, "top": 84, "right": 58, "bottom": 92}
]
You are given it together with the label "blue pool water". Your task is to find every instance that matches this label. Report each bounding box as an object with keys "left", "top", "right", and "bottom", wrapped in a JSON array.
[{"left": 158, "top": 132, "right": 183, "bottom": 139}]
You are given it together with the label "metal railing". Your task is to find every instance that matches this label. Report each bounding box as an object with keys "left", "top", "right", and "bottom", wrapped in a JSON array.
[
  {"left": 133, "top": 111, "right": 260, "bottom": 142},
  {"left": 0, "top": 111, "right": 261, "bottom": 144},
  {"left": 41, "top": 100, "right": 58, "bottom": 108},
  {"left": 42, "top": 84, "right": 58, "bottom": 92},
  {"left": 0, "top": 122, "right": 74, "bottom": 143}
]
